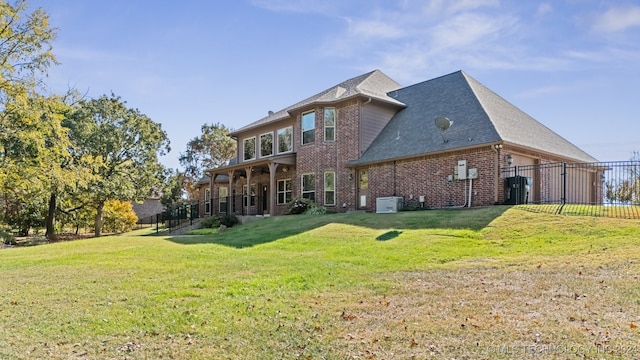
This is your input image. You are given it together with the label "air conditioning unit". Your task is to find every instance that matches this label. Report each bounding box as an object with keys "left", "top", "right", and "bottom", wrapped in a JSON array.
[{"left": 376, "top": 197, "right": 403, "bottom": 213}]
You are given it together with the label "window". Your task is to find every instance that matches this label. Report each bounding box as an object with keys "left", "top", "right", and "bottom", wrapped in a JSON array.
[
  {"left": 260, "top": 132, "right": 273, "bottom": 157},
  {"left": 302, "top": 173, "right": 315, "bottom": 201},
  {"left": 324, "top": 172, "right": 335, "bottom": 206},
  {"left": 204, "top": 188, "right": 211, "bottom": 214},
  {"left": 277, "top": 127, "right": 293, "bottom": 153},
  {"left": 219, "top": 187, "right": 228, "bottom": 213},
  {"left": 301, "top": 111, "right": 315, "bottom": 144},
  {"left": 243, "top": 184, "right": 256, "bottom": 206},
  {"left": 277, "top": 179, "right": 292, "bottom": 205},
  {"left": 324, "top": 108, "right": 335, "bottom": 141},
  {"left": 243, "top": 137, "right": 256, "bottom": 161}
]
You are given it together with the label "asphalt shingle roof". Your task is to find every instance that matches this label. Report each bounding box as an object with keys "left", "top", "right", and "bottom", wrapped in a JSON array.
[
  {"left": 231, "top": 70, "right": 404, "bottom": 135},
  {"left": 351, "top": 71, "right": 597, "bottom": 165}
]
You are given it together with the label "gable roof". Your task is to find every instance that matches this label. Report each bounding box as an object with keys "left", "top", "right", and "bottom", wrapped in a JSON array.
[
  {"left": 231, "top": 70, "right": 404, "bottom": 135},
  {"left": 351, "top": 71, "right": 597, "bottom": 165}
]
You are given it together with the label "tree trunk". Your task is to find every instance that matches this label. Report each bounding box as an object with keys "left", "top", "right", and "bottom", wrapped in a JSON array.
[
  {"left": 45, "top": 192, "right": 57, "bottom": 240},
  {"left": 95, "top": 202, "right": 105, "bottom": 237}
]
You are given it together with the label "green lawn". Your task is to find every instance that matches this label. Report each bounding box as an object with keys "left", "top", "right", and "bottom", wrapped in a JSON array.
[{"left": 1, "top": 207, "right": 639, "bottom": 359}]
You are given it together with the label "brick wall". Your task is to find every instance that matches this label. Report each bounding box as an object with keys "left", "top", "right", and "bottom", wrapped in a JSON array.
[{"left": 367, "top": 147, "right": 500, "bottom": 209}]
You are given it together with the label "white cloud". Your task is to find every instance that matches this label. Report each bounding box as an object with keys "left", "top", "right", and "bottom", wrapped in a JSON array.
[
  {"left": 430, "top": 12, "right": 516, "bottom": 50},
  {"left": 347, "top": 18, "right": 406, "bottom": 39},
  {"left": 536, "top": 3, "right": 553, "bottom": 17},
  {"left": 592, "top": 5, "right": 640, "bottom": 33},
  {"left": 423, "top": 0, "right": 499, "bottom": 15},
  {"left": 250, "top": 0, "right": 346, "bottom": 15}
]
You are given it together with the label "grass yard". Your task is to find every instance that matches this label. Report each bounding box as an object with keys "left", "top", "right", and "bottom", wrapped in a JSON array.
[{"left": 1, "top": 206, "right": 639, "bottom": 359}]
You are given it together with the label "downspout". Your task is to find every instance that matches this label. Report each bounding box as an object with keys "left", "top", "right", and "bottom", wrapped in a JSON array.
[{"left": 491, "top": 143, "right": 502, "bottom": 204}]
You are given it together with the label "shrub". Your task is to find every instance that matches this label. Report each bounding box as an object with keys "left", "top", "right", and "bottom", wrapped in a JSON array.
[
  {"left": 1, "top": 229, "right": 16, "bottom": 246},
  {"left": 200, "top": 216, "right": 220, "bottom": 229},
  {"left": 103, "top": 200, "right": 138, "bottom": 234},
  {"left": 219, "top": 214, "right": 239, "bottom": 228},
  {"left": 288, "top": 197, "right": 328, "bottom": 215},
  {"left": 288, "top": 197, "right": 314, "bottom": 214},
  {"left": 306, "top": 205, "right": 327, "bottom": 215}
]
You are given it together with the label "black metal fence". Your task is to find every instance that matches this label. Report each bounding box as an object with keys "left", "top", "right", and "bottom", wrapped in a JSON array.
[
  {"left": 204, "top": 195, "right": 270, "bottom": 217},
  {"left": 502, "top": 161, "right": 640, "bottom": 219},
  {"left": 135, "top": 202, "right": 200, "bottom": 233}
]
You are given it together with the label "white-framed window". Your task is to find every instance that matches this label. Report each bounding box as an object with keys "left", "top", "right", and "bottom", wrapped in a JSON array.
[
  {"left": 243, "top": 137, "right": 256, "bottom": 161},
  {"left": 277, "top": 179, "right": 292, "bottom": 205},
  {"left": 260, "top": 132, "right": 273, "bottom": 157},
  {"left": 277, "top": 126, "right": 293, "bottom": 154},
  {"left": 204, "top": 188, "right": 211, "bottom": 214},
  {"left": 324, "top": 107, "right": 335, "bottom": 142},
  {"left": 302, "top": 173, "right": 315, "bottom": 202},
  {"left": 243, "top": 184, "right": 256, "bottom": 206},
  {"left": 324, "top": 171, "right": 335, "bottom": 206},
  {"left": 219, "top": 186, "right": 228, "bottom": 213},
  {"left": 301, "top": 110, "right": 315, "bottom": 145}
]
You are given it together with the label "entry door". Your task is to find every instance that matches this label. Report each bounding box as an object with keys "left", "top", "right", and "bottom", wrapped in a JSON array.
[
  {"left": 358, "top": 170, "right": 369, "bottom": 209},
  {"left": 261, "top": 185, "right": 269, "bottom": 214}
]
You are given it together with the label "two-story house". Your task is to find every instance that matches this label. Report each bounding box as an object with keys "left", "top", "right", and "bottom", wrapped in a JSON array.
[{"left": 200, "top": 70, "right": 598, "bottom": 217}]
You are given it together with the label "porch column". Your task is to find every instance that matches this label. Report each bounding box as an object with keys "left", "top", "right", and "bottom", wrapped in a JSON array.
[
  {"left": 227, "top": 170, "right": 234, "bottom": 214},
  {"left": 268, "top": 163, "right": 279, "bottom": 216},
  {"left": 245, "top": 166, "right": 253, "bottom": 215}
]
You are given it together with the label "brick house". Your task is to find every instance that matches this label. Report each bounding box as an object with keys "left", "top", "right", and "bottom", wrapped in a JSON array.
[{"left": 200, "top": 70, "right": 598, "bottom": 217}]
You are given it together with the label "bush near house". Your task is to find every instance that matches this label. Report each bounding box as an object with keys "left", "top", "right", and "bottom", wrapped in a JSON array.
[
  {"left": 200, "top": 214, "right": 239, "bottom": 229},
  {"left": 288, "top": 197, "right": 327, "bottom": 215},
  {"left": 102, "top": 200, "right": 138, "bottom": 234}
]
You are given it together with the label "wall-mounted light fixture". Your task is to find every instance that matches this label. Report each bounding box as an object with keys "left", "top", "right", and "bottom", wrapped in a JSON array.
[
  {"left": 349, "top": 173, "right": 353, "bottom": 181},
  {"left": 281, "top": 166, "right": 288, "bottom": 173},
  {"left": 506, "top": 153, "right": 513, "bottom": 166},
  {"left": 494, "top": 144, "right": 503, "bottom": 150}
]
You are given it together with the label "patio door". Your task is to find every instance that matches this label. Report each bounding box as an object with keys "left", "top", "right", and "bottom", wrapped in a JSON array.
[{"left": 357, "top": 169, "right": 368, "bottom": 209}]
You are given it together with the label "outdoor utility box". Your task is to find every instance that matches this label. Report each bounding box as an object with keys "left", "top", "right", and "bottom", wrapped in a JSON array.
[
  {"left": 457, "top": 160, "right": 467, "bottom": 180},
  {"left": 504, "top": 176, "right": 531, "bottom": 205},
  {"left": 376, "top": 197, "right": 404, "bottom": 213}
]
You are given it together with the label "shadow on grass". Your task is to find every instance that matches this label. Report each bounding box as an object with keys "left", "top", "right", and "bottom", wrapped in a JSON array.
[
  {"left": 376, "top": 230, "right": 402, "bottom": 241},
  {"left": 163, "top": 206, "right": 511, "bottom": 249}
]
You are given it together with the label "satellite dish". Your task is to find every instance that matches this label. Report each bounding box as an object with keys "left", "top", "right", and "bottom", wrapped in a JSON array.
[
  {"left": 434, "top": 116, "right": 453, "bottom": 142},
  {"left": 434, "top": 116, "right": 452, "bottom": 131}
]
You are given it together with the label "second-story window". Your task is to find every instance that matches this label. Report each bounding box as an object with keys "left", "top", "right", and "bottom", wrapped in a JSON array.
[
  {"left": 277, "top": 127, "right": 293, "bottom": 153},
  {"left": 243, "top": 137, "right": 256, "bottom": 161},
  {"left": 324, "top": 108, "right": 335, "bottom": 141},
  {"left": 302, "top": 110, "right": 315, "bottom": 145},
  {"left": 260, "top": 132, "right": 273, "bottom": 157}
]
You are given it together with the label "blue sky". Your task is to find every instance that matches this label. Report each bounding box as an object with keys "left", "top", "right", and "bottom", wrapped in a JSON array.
[{"left": 29, "top": 0, "right": 640, "bottom": 169}]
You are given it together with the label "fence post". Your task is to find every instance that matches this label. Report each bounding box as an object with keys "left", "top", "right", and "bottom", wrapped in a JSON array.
[{"left": 562, "top": 162, "right": 567, "bottom": 205}]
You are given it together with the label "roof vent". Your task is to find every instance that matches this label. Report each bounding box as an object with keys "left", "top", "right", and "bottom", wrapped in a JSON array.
[{"left": 268, "top": 110, "right": 274, "bottom": 116}]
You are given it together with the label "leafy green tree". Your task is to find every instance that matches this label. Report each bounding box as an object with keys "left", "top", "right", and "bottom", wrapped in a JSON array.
[
  {"left": 64, "top": 94, "right": 170, "bottom": 237},
  {"left": 0, "top": 0, "right": 57, "bottom": 103},
  {"left": 0, "top": 0, "right": 58, "bottom": 232},
  {"left": 179, "top": 122, "right": 236, "bottom": 198},
  {"left": 161, "top": 169, "right": 186, "bottom": 206}
]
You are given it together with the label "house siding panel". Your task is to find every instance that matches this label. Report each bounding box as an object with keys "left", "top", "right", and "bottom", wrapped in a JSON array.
[{"left": 361, "top": 102, "right": 397, "bottom": 155}]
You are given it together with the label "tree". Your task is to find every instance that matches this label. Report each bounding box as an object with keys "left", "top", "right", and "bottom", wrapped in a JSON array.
[
  {"left": 179, "top": 122, "right": 235, "bottom": 199},
  {"left": 64, "top": 94, "right": 170, "bottom": 237},
  {"left": 1, "top": 0, "right": 57, "bottom": 189},
  {"left": 160, "top": 168, "right": 186, "bottom": 206},
  {"left": 0, "top": 0, "right": 58, "bottom": 233}
]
